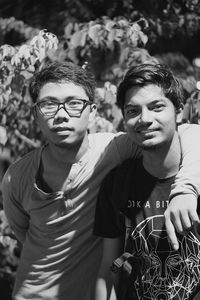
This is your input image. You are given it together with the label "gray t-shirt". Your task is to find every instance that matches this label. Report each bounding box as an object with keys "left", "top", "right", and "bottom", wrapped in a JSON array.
[{"left": 2, "top": 132, "right": 136, "bottom": 300}]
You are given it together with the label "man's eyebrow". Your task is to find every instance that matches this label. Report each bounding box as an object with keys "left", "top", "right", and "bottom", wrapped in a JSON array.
[
  {"left": 38, "top": 96, "right": 86, "bottom": 102},
  {"left": 37, "top": 96, "right": 58, "bottom": 102},
  {"left": 124, "top": 103, "right": 139, "bottom": 108},
  {"left": 149, "top": 99, "right": 166, "bottom": 105},
  {"left": 124, "top": 99, "right": 166, "bottom": 108}
]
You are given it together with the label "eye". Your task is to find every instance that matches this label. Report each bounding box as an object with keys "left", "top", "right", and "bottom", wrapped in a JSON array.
[
  {"left": 152, "top": 104, "right": 165, "bottom": 112},
  {"left": 39, "top": 101, "right": 57, "bottom": 108},
  {"left": 68, "top": 99, "right": 84, "bottom": 108},
  {"left": 124, "top": 107, "right": 140, "bottom": 117}
]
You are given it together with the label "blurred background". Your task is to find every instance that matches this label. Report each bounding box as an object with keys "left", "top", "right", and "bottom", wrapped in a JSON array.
[{"left": 0, "top": 0, "right": 200, "bottom": 298}]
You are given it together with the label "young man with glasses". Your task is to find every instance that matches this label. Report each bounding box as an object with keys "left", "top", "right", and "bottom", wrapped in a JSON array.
[{"left": 2, "top": 61, "right": 200, "bottom": 300}]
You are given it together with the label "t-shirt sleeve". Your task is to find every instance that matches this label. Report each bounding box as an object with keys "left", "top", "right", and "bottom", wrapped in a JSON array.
[
  {"left": 170, "top": 124, "right": 200, "bottom": 199},
  {"left": 2, "top": 168, "right": 29, "bottom": 244},
  {"left": 114, "top": 133, "right": 142, "bottom": 162},
  {"left": 93, "top": 167, "right": 125, "bottom": 238}
]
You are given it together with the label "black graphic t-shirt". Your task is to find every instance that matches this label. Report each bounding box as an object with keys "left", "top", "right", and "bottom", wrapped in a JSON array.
[{"left": 94, "top": 158, "right": 200, "bottom": 300}]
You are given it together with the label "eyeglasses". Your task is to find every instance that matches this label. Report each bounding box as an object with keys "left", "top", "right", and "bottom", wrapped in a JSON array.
[{"left": 33, "top": 99, "right": 92, "bottom": 118}]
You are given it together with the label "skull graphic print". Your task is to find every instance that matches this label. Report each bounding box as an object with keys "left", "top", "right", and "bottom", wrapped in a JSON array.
[{"left": 129, "top": 215, "right": 200, "bottom": 300}]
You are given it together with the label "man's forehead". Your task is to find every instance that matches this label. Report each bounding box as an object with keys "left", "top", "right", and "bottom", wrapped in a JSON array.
[
  {"left": 124, "top": 84, "right": 166, "bottom": 105},
  {"left": 38, "top": 81, "right": 88, "bottom": 99}
]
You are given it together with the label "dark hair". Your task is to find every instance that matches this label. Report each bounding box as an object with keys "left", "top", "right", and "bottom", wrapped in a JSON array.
[
  {"left": 29, "top": 61, "right": 96, "bottom": 103},
  {"left": 117, "top": 63, "right": 184, "bottom": 112}
]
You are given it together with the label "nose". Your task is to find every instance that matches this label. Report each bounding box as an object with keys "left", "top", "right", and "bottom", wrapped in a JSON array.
[
  {"left": 54, "top": 104, "right": 70, "bottom": 120},
  {"left": 139, "top": 108, "right": 153, "bottom": 124},
  {"left": 160, "top": 262, "right": 167, "bottom": 280}
]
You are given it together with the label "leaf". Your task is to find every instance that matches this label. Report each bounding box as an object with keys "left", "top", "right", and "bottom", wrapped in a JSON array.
[
  {"left": 43, "top": 31, "right": 59, "bottom": 50},
  {"left": 107, "top": 29, "right": 116, "bottom": 44},
  {"left": 118, "top": 19, "right": 128, "bottom": 28},
  {"left": 0, "top": 125, "right": 7, "bottom": 146},
  {"left": 30, "top": 36, "right": 38, "bottom": 47},
  {"left": 18, "top": 45, "right": 31, "bottom": 60},
  {"left": 105, "top": 20, "right": 115, "bottom": 31},
  {"left": 1, "top": 45, "right": 15, "bottom": 58},
  {"left": 79, "top": 29, "right": 87, "bottom": 47},
  {"left": 0, "top": 94, "right": 4, "bottom": 110},
  {"left": 64, "top": 23, "right": 74, "bottom": 38},
  {"left": 11, "top": 53, "right": 20, "bottom": 66},
  {"left": 88, "top": 24, "right": 101, "bottom": 45},
  {"left": 119, "top": 47, "right": 130, "bottom": 64},
  {"left": 29, "top": 54, "right": 37, "bottom": 66},
  {"left": 70, "top": 31, "right": 84, "bottom": 47},
  {"left": 138, "top": 31, "right": 148, "bottom": 45},
  {"left": 115, "top": 29, "right": 124, "bottom": 42},
  {"left": 127, "top": 28, "right": 139, "bottom": 47},
  {"left": 36, "top": 36, "right": 46, "bottom": 49}
]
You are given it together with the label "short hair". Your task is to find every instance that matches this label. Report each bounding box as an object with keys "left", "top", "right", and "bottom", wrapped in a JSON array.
[
  {"left": 117, "top": 63, "right": 184, "bottom": 112},
  {"left": 29, "top": 61, "right": 96, "bottom": 103}
]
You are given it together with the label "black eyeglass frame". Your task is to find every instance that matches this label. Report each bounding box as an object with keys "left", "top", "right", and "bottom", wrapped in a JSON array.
[{"left": 33, "top": 99, "right": 93, "bottom": 118}]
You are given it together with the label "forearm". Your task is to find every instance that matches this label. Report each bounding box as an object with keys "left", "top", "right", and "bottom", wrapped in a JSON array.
[
  {"left": 95, "top": 277, "right": 117, "bottom": 300},
  {"left": 164, "top": 124, "right": 200, "bottom": 251},
  {"left": 94, "top": 237, "right": 121, "bottom": 300},
  {"left": 170, "top": 124, "right": 200, "bottom": 199}
]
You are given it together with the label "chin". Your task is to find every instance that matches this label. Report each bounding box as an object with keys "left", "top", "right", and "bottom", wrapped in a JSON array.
[
  {"left": 140, "top": 139, "right": 163, "bottom": 151},
  {"left": 54, "top": 142, "right": 71, "bottom": 148},
  {"left": 141, "top": 144, "right": 159, "bottom": 151},
  {"left": 55, "top": 136, "right": 84, "bottom": 149},
  {"left": 53, "top": 137, "right": 73, "bottom": 147}
]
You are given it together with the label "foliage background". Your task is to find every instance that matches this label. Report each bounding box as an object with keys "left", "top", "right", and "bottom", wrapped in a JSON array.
[{"left": 0, "top": 0, "right": 200, "bottom": 298}]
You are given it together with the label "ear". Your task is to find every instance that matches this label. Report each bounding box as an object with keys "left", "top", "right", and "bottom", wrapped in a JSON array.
[
  {"left": 89, "top": 104, "right": 97, "bottom": 122},
  {"left": 176, "top": 105, "right": 184, "bottom": 124},
  {"left": 123, "top": 120, "right": 128, "bottom": 132}
]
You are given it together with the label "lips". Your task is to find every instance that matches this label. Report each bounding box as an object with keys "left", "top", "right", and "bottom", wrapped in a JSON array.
[
  {"left": 137, "top": 128, "right": 158, "bottom": 134},
  {"left": 51, "top": 126, "right": 73, "bottom": 132}
]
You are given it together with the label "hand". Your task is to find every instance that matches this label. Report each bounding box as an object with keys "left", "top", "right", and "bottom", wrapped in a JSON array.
[{"left": 164, "top": 194, "right": 199, "bottom": 250}]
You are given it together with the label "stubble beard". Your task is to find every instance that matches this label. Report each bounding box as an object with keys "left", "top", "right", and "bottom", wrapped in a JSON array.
[{"left": 140, "top": 144, "right": 160, "bottom": 151}]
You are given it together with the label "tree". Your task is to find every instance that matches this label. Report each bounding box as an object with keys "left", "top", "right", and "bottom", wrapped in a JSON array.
[
  {"left": 0, "top": 30, "right": 58, "bottom": 159},
  {"left": 0, "top": 0, "right": 200, "bottom": 60},
  {"left": 0, "top": 16, "right": 154, "bottom": 160},
  {"left": 0, "top": 2, "right": 199, "bottom": 295}
]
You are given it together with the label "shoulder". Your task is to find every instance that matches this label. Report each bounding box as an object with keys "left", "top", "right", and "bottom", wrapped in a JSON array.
[
  {"left": 114, "top": 158, "right": 139, "bottom": 173},
  {"left": 8, "top": 147, "right": 40, "bottom": 172},
  {"left": 103, "top": 158, "right": 139, "bottom": 186},
  {"left": 88, "top": 131, "right": 134, "bottom": 151},
  {"left": 88, "top": 132, "right": 116, "bottom": 144},
  {"left": 88, "top": 132, "right": 123, "bottom": 155},
  {"left": 178, "top": 123, "right": 200, "bottom": 134},
  {"left": 88, "top": 132, "right": 131, "bottom": 143},
  {"left": 3, "top": 147, "right": 41, "bottom": 185}
]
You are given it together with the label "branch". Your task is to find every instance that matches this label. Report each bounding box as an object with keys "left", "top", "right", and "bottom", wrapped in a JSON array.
[{"left": 14, "top": 129, "right": 40, "bottom": 148}]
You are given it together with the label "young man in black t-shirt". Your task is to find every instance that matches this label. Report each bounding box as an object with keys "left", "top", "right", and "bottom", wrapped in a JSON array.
[{"left": 94, "top": 64, "right": 200, "bottom": 300}]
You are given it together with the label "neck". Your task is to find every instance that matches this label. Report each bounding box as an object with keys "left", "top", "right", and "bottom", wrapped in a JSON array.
[
  {"left": 44, "top": 134, "right": 89, "bottom": 166},
  {"left": 142, "top": 132, "right": 181, "bottom": 179}
]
